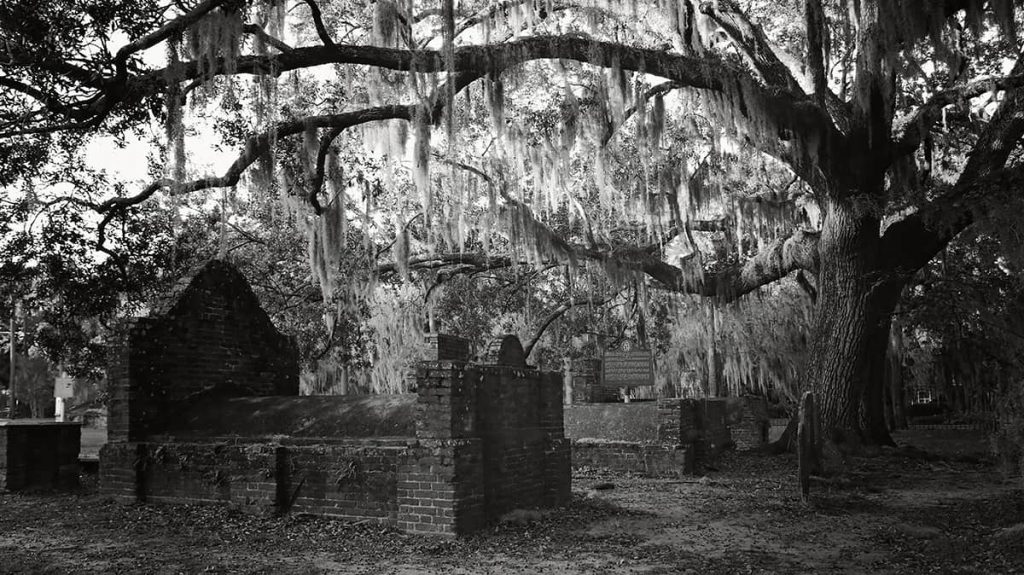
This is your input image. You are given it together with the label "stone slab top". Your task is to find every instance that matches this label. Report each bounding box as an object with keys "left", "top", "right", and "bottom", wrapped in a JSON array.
[
  {"left": 164, "top": 394, "right": 417, "bottom": 439},
  {"left": 0, "top": 419, "right": 82, "bottom": 427}
]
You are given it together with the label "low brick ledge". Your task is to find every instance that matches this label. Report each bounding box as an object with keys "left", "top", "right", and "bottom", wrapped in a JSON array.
[{"left": 142, "top": 435, "right": 418, "bottom": 447}]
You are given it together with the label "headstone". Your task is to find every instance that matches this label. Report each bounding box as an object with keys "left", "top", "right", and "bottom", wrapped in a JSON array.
[
  {"left": 479, "top": 335, "right": 528, "bottom": 366},
  {"left": 797, "top": 391, "right": 819, "bottom": 501}
]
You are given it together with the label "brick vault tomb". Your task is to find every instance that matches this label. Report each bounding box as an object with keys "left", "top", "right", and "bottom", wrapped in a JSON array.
[{"left": 99, "top": 260, "right": 570, "bottom": 536}]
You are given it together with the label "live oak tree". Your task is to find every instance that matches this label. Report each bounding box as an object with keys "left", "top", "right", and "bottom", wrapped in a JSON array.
[{"left": 2, "top": 0, "right": 1023, "bottom": 447}]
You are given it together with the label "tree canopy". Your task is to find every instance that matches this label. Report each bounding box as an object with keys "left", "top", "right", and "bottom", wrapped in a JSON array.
[{"left": 2, "top": 0, "right": 1023, "bottom": 444}]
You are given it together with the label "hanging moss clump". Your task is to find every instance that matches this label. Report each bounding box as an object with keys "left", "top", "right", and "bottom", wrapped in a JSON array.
[
  {"left": 183, "top": 5, "right": 244, "bottom": 79},
  {"left": 164, "top": 34, "right": 186, "bottom": 189}
]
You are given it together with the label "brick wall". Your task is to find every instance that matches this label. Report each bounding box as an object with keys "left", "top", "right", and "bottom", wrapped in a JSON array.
[
  {"left": 476, "top": 366, "right": 570, "bottom": 515},
  {"left": 564, "top": 398, "right": 744, "bottom": 476},
  {"left": 107, "top": 260, "right": 299, "bottom": 442},
  {"left": 0, "top": 421, "right": 81, "bottom": 491},
  {"left": 100, "top": 438, "right": 410, "bottom": 521},
  {"left": 398, "top": 360, "right": 570, "bottom": 535},
  {"left": 397, "top": 438, "right": 485, "bottom": 535},
  {"left": 728, "top": 397, "right": 770, "bottom": 451},
  {"left": 682, "top": 399, "right": 733, "bottom": 461},
  {"left": 572, "top": 440, "right": 693, "bottom": 477},
  {"left": 405, "top": 334, "right": 472, "bottom": 389},
  {"left": 565, "top": 403, "right": 659, "bottom": 442},
  {"left": 422, "top": 334, "right": 472, "bottom": 361},
  {"left": 563, "top": 401, "right": 695, "bottom": 478}
]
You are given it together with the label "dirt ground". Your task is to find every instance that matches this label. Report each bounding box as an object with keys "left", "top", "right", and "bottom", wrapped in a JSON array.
[{"left": 1, "top": 429, "right": 1022, "bottom": 574}]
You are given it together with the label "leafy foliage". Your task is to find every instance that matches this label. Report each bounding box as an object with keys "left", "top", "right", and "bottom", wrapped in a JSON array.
[{"left": 1, "top": 0, "right": 1023, "bottom": 444}]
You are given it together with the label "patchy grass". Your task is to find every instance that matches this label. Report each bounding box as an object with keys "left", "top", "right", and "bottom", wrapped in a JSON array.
[{"left": 1, "top": 429, "right": 1021, "bottom": 574}]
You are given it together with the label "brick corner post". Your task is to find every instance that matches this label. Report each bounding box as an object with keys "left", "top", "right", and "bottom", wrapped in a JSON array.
[
  {"left": 398, "top": 361, "right": 485, "bottom": 536},
  {"left": 540, "top": 371, "right": 572, "bottom": 507}
]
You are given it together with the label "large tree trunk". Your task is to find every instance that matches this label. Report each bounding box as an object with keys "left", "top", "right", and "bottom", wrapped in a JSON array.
[
  {"left": 861, "top": 323, "right": 892, "bottom": 444},
  {"left": 804, "top": 194, "right": 908, "bottom": 446},
  {"left": 804, "top": 198, "right": 881, "bottom": 444},
  {"left": 861, "top": 277, "right": 904, "bottom": 445}
]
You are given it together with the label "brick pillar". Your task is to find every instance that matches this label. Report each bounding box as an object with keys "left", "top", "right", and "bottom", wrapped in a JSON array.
[
  {"left": 399, "top": 361, "right": 484, "bottom": 536},
  {"left": 539, "top": 372, "right": 571, "bottom": 507},
  {"left": 107, "top": 318, "right": 159, "bottom": 443}
]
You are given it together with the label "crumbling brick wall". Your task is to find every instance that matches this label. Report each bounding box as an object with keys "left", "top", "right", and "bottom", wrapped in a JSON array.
[
  {"left": 563, "top": 401, "right": 695, "bottom": 477},
  {"left": 0, "top": 421, "right": 81, "bottom": 491},
  {"left": 565, "top": 397, "right": 742, "bottom": 476},
  {"left": 683, "top": 398, "right": 732, "bottom": 461},
  {"left": 728, "top": 397, "right": 770, "bottom": 451}
]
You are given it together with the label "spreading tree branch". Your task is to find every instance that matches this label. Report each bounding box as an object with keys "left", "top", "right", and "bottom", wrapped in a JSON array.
[
  {"left": 101, "top": 36, "right": 834, "bottom": 155},
  {"left": 893, "top": 72, "right": 1024, "bottom": 156},
  {"left": 523, "top": 290, "right": 626, "bottom": 359},
  {"left": 242, "top": 24, "right": 294, "bottom": 53},
  {"left": 881, "top": 57, "right": 1024, "bottom": 277},
  {"left": 300, "top": 0, "right": 336, "bottom": 47},
  {"left": 630, "top": 229, "right": 821, "bottom": 299},
  {"left": 803, "top": 0, "right": 829, "bottom": 108},
  {"left": 113, "top": 0, "right": 231, "bottom": 77}
]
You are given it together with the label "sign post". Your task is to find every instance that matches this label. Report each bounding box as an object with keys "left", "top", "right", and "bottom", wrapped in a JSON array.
[
  {"left": 54, "top": 373, "right": 74, "bottom": 422},
  {"left": 7, "top": 310, "right": 14, "bottom": 419}
]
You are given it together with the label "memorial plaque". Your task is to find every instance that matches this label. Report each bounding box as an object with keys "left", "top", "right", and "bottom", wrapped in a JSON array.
[{"left": 602, "top": 349, "right": 654, "bottom": 387}]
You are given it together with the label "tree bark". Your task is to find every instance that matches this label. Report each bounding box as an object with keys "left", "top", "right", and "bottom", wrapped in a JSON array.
[
  {"left": 861, "top": 322, "right": 891, "bottom": 444},
  {"left": 886, "top": 320, "right": 907, "bottom": 430},
  {"left": 804, "top": 197, "right": 880, "bottom": 444},
  {"left": 860, "top": 310, "right": 900, "bottom": 445}
]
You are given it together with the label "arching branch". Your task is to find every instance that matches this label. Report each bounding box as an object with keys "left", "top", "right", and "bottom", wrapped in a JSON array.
[
  {"left": 242, "top": 24, "right": 294, "bottom": 53},
  {"left": 300, "top": 0, "right": 336, "bottom": 47},
  {"left": 523, "top": 290, "right": 626, "bottom": 359},
  {"left": 803, "top": 0, "right": 828, "bottom": 108},
  {"left": 113, "top": 0, "right": 231, "bottom": 76},
  {"left": 638, "top": 229, "right": 821, "bottom": 299},
  {"left": 92, "top": 106, "right": 411, "bottom": 247},
  {"left": 111, "top": 36, "right": 829, "bottom": 145},
  {"left": 702, "top": 0, "right": 807, "bottom": 95},
  {"left": 892, "top": 70, "right": 1024, "bottom": 157},
  {"left": 376, "top": 225, "right": 819, "bottom": 306},
  {"left": 881, "top": 58, "right": 1024, "bottom": 277}
]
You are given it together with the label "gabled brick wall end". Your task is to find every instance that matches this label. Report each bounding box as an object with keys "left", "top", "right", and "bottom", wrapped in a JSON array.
[{"left": 107, "top": 260, "right": 299, "bottom": 442}]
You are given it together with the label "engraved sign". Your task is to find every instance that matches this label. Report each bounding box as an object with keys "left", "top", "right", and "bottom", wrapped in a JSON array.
[{"left": 602, "top": 349, "right": 654, "bottom": 387}]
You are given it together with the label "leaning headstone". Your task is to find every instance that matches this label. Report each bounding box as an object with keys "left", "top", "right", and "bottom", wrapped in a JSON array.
[{"left": 797, "top": 391, "right": 819, "bottom": 501}]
